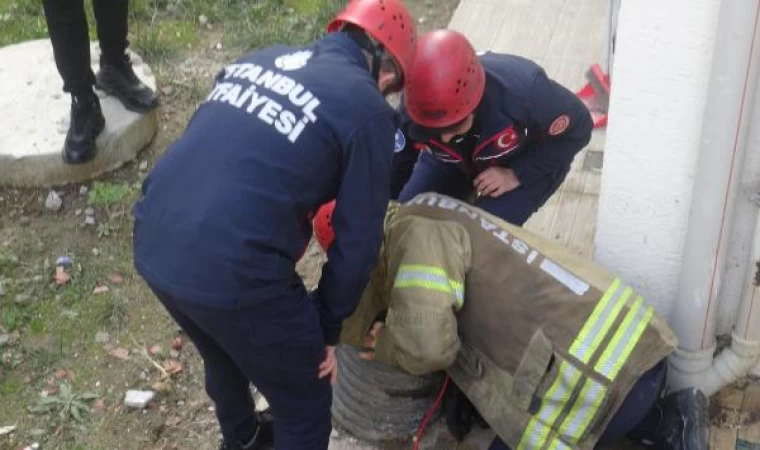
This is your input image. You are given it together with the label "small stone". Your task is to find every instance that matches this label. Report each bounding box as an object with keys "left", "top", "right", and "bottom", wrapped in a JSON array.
[
  {"left": 215, "top": 42, "right": 223, "bottom": 51},
  {"left": 79, "top": 185, "right": 89, "bottom": 196},
  {"left": 95, "top": 331, "right": 110, "bottom": 344},
  {"left": 31, "top": 442, "right": 40, "bottom": 449},
  {"left": 14, "top": 293, "right": 31, "bottom": 304},
  {"left": 92, "top": 248, "right": 100, "bottom": 256},
  {"left": 330, "top": 429, "right": 339, "bottom": 438},
  {"left": 124, "top": 390, "right": 155, "bottom": 408},
  {"left": 169, "top": 349, "right": 180, "bottom": 359},
  {"left": 75, "top": 209, "right": 82, "bottom": 216},
  {"left": 84, "top": 207, "right": 95, "bottom": 217},
  {"left": 55, "top": 256, "right": 72, "bottom": 267},
  {"left": 160, "top": 86, "right": 174, "bottom": 97},
  {"left": 45, "top": 190, "right": 62, "bottom": 211},
  {"left": 19, "top": 216, "right": 31, "bottom": 226},
  {"left": 28, "top": 428, "right": 46, "bottom": 437},
  {"left": 0, "top": 334, "right": 11, "bottom": 347},
  {"left": 198, "top": 14, "right": 208, "bottom": 25},
  {"left": 85, "top": 216, "right": 96, "bottom": 226},
  {"left": 138, "top": 160, "right": 149, "bottom": 171}
]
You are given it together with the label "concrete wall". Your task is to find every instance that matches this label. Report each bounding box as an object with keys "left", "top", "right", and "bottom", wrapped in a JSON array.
[{"left": 594, "top": 0, "right": 721, "bottom": 317}]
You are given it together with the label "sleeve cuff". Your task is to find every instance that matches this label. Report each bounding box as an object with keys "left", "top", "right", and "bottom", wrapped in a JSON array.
[{"left": 321, "top": 319, "right": 343, "bottom": 346}]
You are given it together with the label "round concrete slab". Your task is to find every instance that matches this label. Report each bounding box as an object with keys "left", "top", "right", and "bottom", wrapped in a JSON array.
[{"left": 0, "top": 39, "right": 158, "bottom": 187}]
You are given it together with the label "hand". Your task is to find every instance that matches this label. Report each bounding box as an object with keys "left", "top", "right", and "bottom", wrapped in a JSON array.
[
  {"left": 318, "top": 346, "right": 338, "bottom": 385},
  {"left": 358, "top": 321, "right": 385, "bottom": 361},
  {"left": 473, "top": 167, "right": 521, "bottom": 198}
]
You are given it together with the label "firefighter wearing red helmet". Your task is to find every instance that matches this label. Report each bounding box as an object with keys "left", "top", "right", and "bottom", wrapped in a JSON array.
[
  {"left": 390, "top": 30, "right": 593, "bottom": 227},
  {"left": 131, "top": 1, "right": 417, "bottom": 449}
]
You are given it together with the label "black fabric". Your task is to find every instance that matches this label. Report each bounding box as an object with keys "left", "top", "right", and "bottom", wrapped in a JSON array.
[
  {"left": 41, "top": 0, "right": 129, "bottom": 94},
  {"left": 442, "top": 379, "right": 488, "bottom": 441}
]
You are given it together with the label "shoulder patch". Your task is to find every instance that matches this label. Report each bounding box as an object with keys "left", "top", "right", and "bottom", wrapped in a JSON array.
[
  {"left": 394, "top": 129, "right": 406, "bottom": 153},
  {"left": 274, "top": 50, "right": 313, "bottom": 71},
  {"left": 549, "top": 115, "right": 570, "bottom": 136}
]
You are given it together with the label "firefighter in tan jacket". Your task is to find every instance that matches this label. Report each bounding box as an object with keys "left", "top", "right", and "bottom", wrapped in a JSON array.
[{"left": 312, "top": 193, "right": 708, "bottom": 450}]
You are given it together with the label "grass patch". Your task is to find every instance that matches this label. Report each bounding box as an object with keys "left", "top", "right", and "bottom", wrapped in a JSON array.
[
  {"left": 131, "top": 18, "right": 198, "bottom": 63},
  {"left": 87, "top": 181, "right": 137, "bottom": 207}
]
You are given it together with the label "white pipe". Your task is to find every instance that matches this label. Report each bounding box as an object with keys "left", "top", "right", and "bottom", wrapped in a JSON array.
[
  {"left": 667, "top": 0, "right": 760, "bottom": 392},
  {"left": 737, "top": 203, "right": 760, "bottom": 343}
]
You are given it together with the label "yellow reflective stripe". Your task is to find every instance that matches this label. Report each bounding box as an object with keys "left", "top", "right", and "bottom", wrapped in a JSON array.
[
  {"left": 548, "top": 439, "right": 572, "bottom": 450},
  {"left": 398, "top": 264, "right": 448, "bottom": 277},
  {"left": 594, "top": 296, "right": 655, "bottom": 380},
  {"left": 569, "top": 279, "right": 631, "bottom": 364},
  {"left": 517, "top": 362, "right": 581, "bottom": 450},
  {"left": 537, "top": 362, "right": 583, "bottom": 426},
  {"left": 517, "top": 417, "right": 552, "bottom": 450},
  {"left": 394, "top": 264, "right": 464, "bottom": 310},
  {"left": 557, "top": 376, "right": 608, "bottom": 442}
]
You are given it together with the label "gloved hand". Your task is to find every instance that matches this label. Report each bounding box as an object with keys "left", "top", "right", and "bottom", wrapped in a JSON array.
[{"left": 442, "top": 379, "right": 489, "bottom": 441}]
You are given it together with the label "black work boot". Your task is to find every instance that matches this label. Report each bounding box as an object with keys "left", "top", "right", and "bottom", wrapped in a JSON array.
[
  {"left": 629, "top": 387, "right": 709, "bottom": 450},
  {"left": 96, "top": 54, "right": 158, "bottom": 113},
  {"left": 63, "top": 91, "right": 105, "bottom": 165},
  {"left": 219, "top": 409, "right": 274, "bottom": 450}
]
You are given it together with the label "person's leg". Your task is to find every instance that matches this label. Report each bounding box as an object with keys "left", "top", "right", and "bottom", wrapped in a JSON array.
[
  {"left": 41, "top": 0, "right": 95, "bottom": 95},
  {"left": 42, "top": 0, "right": 105, "bottom": 165},
  {"left": 398, "top": 152, "right": 472, "bottom": 203},
  {"left": 92, "top": 0, "right": 128, "bottom": 64},
  {"left": 475, "top": 163, "right": 572, "bottom": 226},
  {"left": 184, "top": 292, "right": 333, "bottom": 450},
  {"left": 92, "top": 0, "right": 158, "bottom": 113},
  {"left": 149, "top": 288, "right": 268, "bottom": 447},
  {"left": 595, "top": 360, "right": 667, "bottom": 446}
]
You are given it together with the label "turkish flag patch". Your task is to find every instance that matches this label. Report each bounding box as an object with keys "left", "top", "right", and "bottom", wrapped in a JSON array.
[
  {"left": 495, "top": 126, "right": 520, "bottom": 150},
  {"left": 549, "top": 115, "right": 570, "bottom": 136}
]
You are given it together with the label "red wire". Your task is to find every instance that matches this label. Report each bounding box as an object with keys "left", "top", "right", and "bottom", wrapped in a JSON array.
[{"left": 413, "top": 375, "right": 450, "bottom": 450}]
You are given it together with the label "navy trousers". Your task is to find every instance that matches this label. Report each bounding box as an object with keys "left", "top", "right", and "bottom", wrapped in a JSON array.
[
  {"left": 487, "top": 360, "right": 667, "bottom": 450},
  {"left": 397, "top": 152, "right": 571, "bottom": 226},
  {"left": 149, "top": 286, "right": 332, "bottom": 450}
]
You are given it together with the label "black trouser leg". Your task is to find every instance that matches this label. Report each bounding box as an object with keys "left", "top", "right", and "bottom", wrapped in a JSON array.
[
  {"left": 41, "top": 0, "right": 95, "bottom": 95},
  {"left": 92, "top": 0, "right": 129, "bottom": 65}
]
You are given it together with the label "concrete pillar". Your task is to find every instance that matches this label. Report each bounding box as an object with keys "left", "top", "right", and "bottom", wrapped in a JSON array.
[{"left": 594, "top": 0, "right": 722, "bottom": 318}]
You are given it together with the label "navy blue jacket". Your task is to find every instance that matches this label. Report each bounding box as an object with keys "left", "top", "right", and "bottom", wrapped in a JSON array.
[
  {"left": 133, "top": 33, "right": 399, "bottom": 345},
  {"left": 391, "top": 52, "right": 593, "bottom": 199}
]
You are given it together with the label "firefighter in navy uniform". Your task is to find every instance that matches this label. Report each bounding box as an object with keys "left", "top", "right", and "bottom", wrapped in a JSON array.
[
  {"left": 131, "top": 1, "right": 417, "bottom": 449},
  {"left": 391, "top": 30, "right": 593, "bottom": 226}
]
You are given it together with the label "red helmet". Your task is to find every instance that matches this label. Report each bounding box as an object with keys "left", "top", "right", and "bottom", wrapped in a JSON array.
[
  {"left": 313, "top": 200, "right": 336, "bottom": 251},
  {"left": 327, "top": 0, "right": 417, "bottom": 78},
  {"left": 404, "top": 30, "right": 486, "bottom": 129}
]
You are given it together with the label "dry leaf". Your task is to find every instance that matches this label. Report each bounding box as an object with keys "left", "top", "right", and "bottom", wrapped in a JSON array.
[
  {"left": 152, "top": 381, "right": 169, "bottom": 392},
  {"left": 54, "top": 266, "right": 71, "bottom": 285},
  {"left": 162, "top": 360, "right": 183, "bottom": 376},
  {"left": 148, "top": 345, "right": 162, "bottom": 356},
  {"left": 92, "top": 399, "right": 107, "bottom": 414},
  {"left": 170, "top": 336, "right": 183, "bottom": 351},
  {"left": 54, "top": 369, "right": 72, "bottom": 380},
  {"left": 107, "top": 273, "right": 124, "bottom": 284},
  {"left": 108, "top": 347, "right": 130, "bottom": 360},
  {"left": 165, "top": 416, "right": 182, "bottom": 427},
  {"left": 93, "top": 285, "right": 110, "bottom": 295}
]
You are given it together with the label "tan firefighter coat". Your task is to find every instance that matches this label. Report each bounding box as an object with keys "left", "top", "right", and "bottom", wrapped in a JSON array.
[{"left": 339, "top": 193, "right": 678, "bottom": 450}]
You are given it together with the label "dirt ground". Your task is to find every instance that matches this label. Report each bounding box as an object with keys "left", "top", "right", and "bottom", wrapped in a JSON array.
[{"left": 0, "top": 1, "right": 459, "bottom": 449}]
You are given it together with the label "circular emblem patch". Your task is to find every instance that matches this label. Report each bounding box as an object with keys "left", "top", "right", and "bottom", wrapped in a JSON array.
[
  {"left": 394, "top": 129, "right": 406, "bottom": 153},
  {"left": 274, "top": 50, "right": 313, "bottom": 71},
  {"left": 549, "top": 115, "right": 570, "bottom": 136}
]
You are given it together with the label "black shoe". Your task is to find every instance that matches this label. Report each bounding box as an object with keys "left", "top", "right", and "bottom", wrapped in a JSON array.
[
  {"left": 96, "top": 54, "right": 158, "bottom": 114},
  {"left": 630, "top": 387, "right": 709, "bottom": 450},
  {"left": 63, "top": 92, "right": 105, "bottom": 165},
  {"left": 219, "top": 409, "right": 274, "bottom": 450}
]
